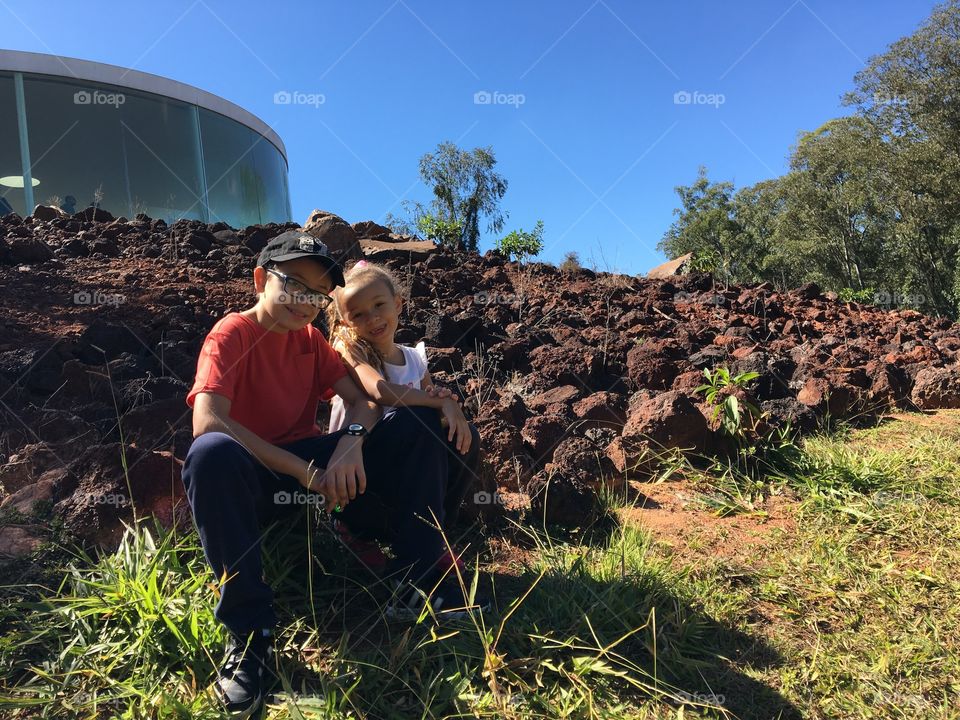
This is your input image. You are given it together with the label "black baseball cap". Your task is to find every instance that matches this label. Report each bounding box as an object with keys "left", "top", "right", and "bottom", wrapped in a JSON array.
[{"left": 257, "top": 230, "right": 345, "bottom": 287}]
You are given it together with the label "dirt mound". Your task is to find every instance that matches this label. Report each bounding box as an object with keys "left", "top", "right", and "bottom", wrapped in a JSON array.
[{"left": 2, "top": 209, "right": 960, "bottom": 554}]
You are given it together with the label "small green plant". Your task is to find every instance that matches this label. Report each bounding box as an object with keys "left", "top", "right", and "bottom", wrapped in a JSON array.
[
  {"left": 416, "top": 213, "right": 463, "bottom": 247},
  {"left": 837, "top": 286, "right": 877, "bottom": 304},
  {"left": 696, "top": 367, "right": 761, "bottom": 438},
  {"left": 497, "top": 220, "right": 544, "bottom": 263}
]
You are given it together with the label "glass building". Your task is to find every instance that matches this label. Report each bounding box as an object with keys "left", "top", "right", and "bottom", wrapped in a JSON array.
[{"left": 0, "top": 50, "right": 291, "bottom": 228}]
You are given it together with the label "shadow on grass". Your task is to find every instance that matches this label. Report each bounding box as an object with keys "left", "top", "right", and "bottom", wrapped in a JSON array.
[{"left": 260, "top": 512, "right": 801, "bottom": 720}]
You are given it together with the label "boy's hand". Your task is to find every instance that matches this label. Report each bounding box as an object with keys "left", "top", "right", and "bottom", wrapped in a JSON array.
[
  {"left": 321, "top": 436, "right": 367, "bottom": 511},
  {"left": 440, "top": 397, "right": 472, "bottom": 454}
]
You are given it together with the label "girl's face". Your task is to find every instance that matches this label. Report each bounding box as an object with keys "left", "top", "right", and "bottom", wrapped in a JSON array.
[{"left": 340, "top": 278, "right": 402, "bottom": 347}]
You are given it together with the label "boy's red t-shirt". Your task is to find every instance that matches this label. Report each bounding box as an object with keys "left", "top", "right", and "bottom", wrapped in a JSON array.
[{"left": 186, "top": 312, "right": 348, "bottom": 445}]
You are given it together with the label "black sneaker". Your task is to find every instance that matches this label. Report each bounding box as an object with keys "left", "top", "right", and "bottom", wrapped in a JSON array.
[
  {"left": 385, "top": 576, "right": 491, "bottom": 621},
  {"left": 215, "top": 628, "right": 274, "bottom": 718}
]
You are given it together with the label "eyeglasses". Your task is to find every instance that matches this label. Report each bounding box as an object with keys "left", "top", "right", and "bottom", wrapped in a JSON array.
[{"left": 266, "top": 268, "right": 332, "bottom": 309}]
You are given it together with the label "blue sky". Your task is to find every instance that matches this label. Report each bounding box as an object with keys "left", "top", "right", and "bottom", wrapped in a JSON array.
[{"left": 0, "top": 0, "right": 937, "bottom": 273}]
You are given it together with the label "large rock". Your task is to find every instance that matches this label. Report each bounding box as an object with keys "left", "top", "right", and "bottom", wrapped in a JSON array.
[
  {"left": 911, "top": 365, "right": 960, "bottom": 409},
  {"left": 608, "top": 391, "right": 709, "bottom": 474},
  {"left": 528, "top": 436, "right": 619, "bottom": 526},
  {"left": 625, "top": 339, "right": 683, "bottom": 390},
  {"left": 55, "top": 443, "right": 188, "bottom": 550},
  {"left": 6, "top": 236, "right": 54, "bottom": 263},
  {"left": 31, "top": 204, "right": 66, "bottom": 221},
  {"left": 302, "top": 209, "right": 361, "bottom": 262}
]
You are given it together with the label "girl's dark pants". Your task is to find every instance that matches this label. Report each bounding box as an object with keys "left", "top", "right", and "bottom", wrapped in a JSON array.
[{"left": 181, "top": 406, "right": 480, "bottom": 636}]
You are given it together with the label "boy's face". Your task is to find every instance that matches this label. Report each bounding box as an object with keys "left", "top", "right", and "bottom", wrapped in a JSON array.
[
  {"left": 254, "top": 257, "right": 334, "bottom": 331},
  {"left": 339, "top": 279, "right": 402, "bottom": 347}
]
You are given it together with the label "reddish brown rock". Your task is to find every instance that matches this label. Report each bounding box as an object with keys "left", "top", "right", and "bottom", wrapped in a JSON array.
[
  {"left": 911, "top": 365, "right": 960, "bottom": 409},
  {"left": 528, "top": 436, "right": 618, "bottom": 526},
  {"left": 0, "top": 526, "right": 44, "bottom": 558},
  {"left": 520, "top": 414, "right": 570, "bottom": 462},
  {"left": 572, "top": 391, "right": 627, "bottom": 426}
]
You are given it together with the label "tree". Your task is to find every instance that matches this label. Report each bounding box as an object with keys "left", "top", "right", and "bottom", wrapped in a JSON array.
[
  {"left": 732, "top": 179, "right": 792, "bottom": 288},
  {"left": 776, "top": 117, "right": 893, "bottom": 293},
  {"left": 416, "top": 142, "right": 508, "bottom": 252},
  {"left": 844, "top": 0, "right": 960, "bottom": 314},
  {"left": 658, "top": 167, "right": 744, "bottom": 285}
]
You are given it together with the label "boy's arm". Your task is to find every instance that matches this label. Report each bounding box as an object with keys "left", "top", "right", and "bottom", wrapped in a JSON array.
[
  {"left": 192, "top": 392, "right": 318, "bottom": 489},
  {"left": 321, "top": 374, "right": 382, "bottom": 511},
  {"left": 332, "top": 373, "right": 381, "bottom": 430}
]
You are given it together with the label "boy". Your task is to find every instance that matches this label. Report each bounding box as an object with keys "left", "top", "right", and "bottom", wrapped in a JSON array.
[{"left": 182, "top": 229, "right": 483, "bottom": 717}]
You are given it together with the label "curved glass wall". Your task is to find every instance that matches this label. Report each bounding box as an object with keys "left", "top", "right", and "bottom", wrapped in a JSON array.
[{"left": 0, "top": 72, "right": 291, "bottom": 228}]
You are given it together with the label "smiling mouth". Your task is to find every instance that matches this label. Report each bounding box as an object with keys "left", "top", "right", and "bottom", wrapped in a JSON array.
[
  {"left": 286, "top": 306, "right": 309, "bottom": 321},
  {"left": 370, "top": 326, "right": 386, "bottom": 337}
]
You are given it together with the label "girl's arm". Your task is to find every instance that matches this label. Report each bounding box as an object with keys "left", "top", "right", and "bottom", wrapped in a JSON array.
[
  {"left": 345, "top": 355, "right": 448, "bottom": 409},
  {"left": 420, "top": 369, "right": 473, "bottom": 454}
]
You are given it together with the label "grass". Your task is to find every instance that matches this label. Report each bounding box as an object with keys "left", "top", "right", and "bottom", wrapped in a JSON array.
[{"left": 2, "top": 410, "right": 960, "bottom": 718}]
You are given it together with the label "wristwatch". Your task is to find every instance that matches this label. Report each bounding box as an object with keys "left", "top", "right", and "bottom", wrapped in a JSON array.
[{"left": 346, "top": 423, "right": 367, "bottom": 438}]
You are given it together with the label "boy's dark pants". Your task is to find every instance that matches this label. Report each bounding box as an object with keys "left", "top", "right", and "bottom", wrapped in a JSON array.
[{"left": 181, "top": 406, "right": 480, "bottom": 636}]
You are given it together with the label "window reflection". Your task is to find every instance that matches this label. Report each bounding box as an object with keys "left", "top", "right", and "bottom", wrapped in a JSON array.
[
  {"left": 0, "top": 74, "right": 24, "bottom": 216},
  {"left": 3, "top": 72, "right": 290, "bottom": 226}
]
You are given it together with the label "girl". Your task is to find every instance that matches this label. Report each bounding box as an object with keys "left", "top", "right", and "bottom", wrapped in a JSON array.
[{"left": 325, "top": 260, "right": 481, "bottom": 570}]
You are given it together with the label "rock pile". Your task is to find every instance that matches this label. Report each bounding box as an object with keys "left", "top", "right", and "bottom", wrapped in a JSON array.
[{"left": 2, "top": 206, "right": 960, "bottom": 555}]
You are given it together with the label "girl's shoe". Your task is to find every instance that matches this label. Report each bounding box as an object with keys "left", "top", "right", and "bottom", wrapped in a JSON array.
[
  {"left": 385, "top": 576, "right": 491, "bottom": 622},
  {"left": 436, "top": 547, "right": 466, "bottom": 574},
  {"left": 332, "top": 517, "right": 387, "bottom": 574}
]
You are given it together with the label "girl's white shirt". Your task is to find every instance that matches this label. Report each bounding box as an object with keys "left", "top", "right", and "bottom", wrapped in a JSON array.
[{"left": 328, "top": 341, "right": 428, "bottom": 433}]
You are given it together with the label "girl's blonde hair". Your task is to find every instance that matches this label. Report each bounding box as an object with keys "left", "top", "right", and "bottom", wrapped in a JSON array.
[{"left": 326, "top": 260, "right": 401, "bottom": 374}]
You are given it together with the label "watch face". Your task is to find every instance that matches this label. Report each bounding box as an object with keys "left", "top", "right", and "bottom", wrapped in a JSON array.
[{"left": 348, "top": 423, "right": 365, "bottom": 434}]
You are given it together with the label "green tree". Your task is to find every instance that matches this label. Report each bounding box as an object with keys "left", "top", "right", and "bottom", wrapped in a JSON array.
[
  {"left": 415, "top": 142, "right": 508, "bottom": 252},
  {"left": 658, "top": 167, "right": 744, "bottom": 285},
  {"left": 844, "top": 0, "right": 960, "bottom": 314},
  {"left": 777, "top": 116, "right": 893, "bottom": 292}
]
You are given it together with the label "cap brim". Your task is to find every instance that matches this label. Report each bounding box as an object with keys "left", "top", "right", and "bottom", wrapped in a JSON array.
[{"left": 266, "top": 252, "right": 345, "bottom": 287}]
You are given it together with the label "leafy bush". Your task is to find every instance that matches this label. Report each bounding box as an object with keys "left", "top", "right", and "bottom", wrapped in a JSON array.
[
  {"left": 416, "top": 213, "right": 463, "bottom": 247},
  {"left": 497, "top": 220, "right": 544, "bottom": 263}
]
